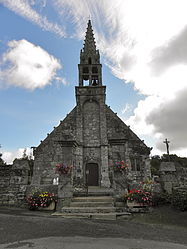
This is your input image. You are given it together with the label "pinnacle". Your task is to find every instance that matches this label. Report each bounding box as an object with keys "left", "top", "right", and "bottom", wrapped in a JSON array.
[{"left": 83, "top": 20, "right": 97, "bottom": 54}]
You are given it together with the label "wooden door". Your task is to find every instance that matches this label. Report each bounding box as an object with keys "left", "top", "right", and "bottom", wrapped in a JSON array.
[{"left": 86, "top": 163, "right": 99, "bottom": 186}]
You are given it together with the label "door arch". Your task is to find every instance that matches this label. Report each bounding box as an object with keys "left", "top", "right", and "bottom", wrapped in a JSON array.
[{"left": 85, "top": 163, "right": 99, "bottom": 186}]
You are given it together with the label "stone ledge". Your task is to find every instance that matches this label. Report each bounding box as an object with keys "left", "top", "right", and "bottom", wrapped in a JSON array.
[{"left": 52, "top": 211, "right": 131, "bottom": 220}]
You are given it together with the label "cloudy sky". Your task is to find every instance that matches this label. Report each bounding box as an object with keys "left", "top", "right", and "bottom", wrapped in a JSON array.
[{"left": 0, "top": 0, "right": 187, "bottom": 163}]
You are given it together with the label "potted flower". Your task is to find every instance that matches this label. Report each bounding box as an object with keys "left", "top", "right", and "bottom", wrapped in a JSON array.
[
  {"left": 113, "top": 160, "right": 128, "bottom": 173},
  {"left": 55, "top": 163, "right": 72, "bottom": 175},
  {"left": 125, "top": 189, "right": 152, "bottom": 207},
  {"left": 26, "top": 191, "right": 57, "bottom": 210}
]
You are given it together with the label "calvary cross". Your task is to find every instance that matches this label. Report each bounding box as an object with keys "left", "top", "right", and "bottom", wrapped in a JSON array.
[{"left": 163, "top": 138, "right": 170, "bottom": 161}]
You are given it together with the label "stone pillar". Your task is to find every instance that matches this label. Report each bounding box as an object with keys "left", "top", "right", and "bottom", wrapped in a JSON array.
[
  {"left": 100, "top": 146, "right": 110, "bottom": 188},
  {"left": 74, "top": 146, "right": 84, "bottom": 186},
  {"left": 31, "top": 160, "right": 42, "bottom": 184},
  {"left": 57, "top": 174, "right": 73, "bottom": 210}
]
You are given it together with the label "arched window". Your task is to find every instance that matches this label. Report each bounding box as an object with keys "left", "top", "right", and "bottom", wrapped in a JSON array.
[
  {"left": 83, "top": 67, "right": 89, "bottom": 73},
  {"left": 88, "top": 57, "right": 92, "bottom": 64},
  {"left": 92, "top": 67, "right": 98, "bottom": 73}
]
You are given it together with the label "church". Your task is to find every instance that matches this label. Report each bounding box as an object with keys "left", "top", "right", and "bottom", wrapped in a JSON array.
[{"left": 31, "top": 20, "right": 151, "bottom": 206}]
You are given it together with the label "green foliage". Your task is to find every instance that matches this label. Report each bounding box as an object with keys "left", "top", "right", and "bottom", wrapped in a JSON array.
[
  {"left": 161, "top": 154, "right": 187, "bottom": 167},
  {"left": 150, "top": 155, "right": 161, "bottom": 175},
  {"left": 150, "top": 154, "right": 187, "bottom": 175},
  {"left": 171, "top": 189, "right": 187, "bottom": 211},
  {"left": 0, "top": 153, "right": 6, "bottom": 166},
  {"left": 151, "top": 190, "right": 187, "bottom": 211},
  {"left": 152, "top": 192, "right": 171, "bottom": 206}
]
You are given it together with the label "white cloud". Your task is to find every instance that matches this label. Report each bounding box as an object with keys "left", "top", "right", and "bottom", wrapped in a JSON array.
[
  {"left": 150, "top": 26, "right": 187, "bottom": 76},
  {"left": 121, "top": 104, "right": 132, "bottom": 115},
  {"left": 0, "top": 0, "right": 65, "bottom": 37},
  {"left": 2, "top": 0, "right": 187, "bottom": 155},
  {"left": 0, "top": 39, "right": 65, "bottom": 90},
  {"left": 146, "top": 88, "right": 187, "bottom": 151},
  {"left": 2, "top": 147, "right": 33, "bottom": 164},
  {"left": 52, "top": 0, "right": 187, "bottom": 156}
]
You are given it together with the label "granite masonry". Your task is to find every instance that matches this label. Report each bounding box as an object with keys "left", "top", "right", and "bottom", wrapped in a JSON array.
[
  {"left": 0, "top": 159, "right": 32, "bottom": 206},
  {"left": 29, "top": 20, "right": 152, "bottom": 209},
  {"left": 0, "top": 21, "right": 153, "bottom": 210}
]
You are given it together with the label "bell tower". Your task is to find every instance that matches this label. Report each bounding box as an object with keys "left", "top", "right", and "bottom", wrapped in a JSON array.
[
  {"left": 75, "top": 20, "right": 110, "bottom": 188},
  {"left": 78, "top": 20, "right": 102, "bottom": 86}
]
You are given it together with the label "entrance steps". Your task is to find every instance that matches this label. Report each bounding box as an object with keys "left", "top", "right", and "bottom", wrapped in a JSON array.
[
  {"left": 73, "top": 186, "right": 114, "bottom": 197},
  {"left": 62, "top": 196, "right": 116, "bottom": 213},
  {"left": 53, "top": 195, "right": 131, "bottom": 220}
]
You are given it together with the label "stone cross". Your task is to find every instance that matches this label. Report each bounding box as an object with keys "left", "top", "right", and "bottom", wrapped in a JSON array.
[{"left": 163, "top": 138, "right": 170, "bottom": 161}]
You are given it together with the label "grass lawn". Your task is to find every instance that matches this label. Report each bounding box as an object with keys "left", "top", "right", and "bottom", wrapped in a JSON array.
[{"left": 131, "top": 205, "right": 187, "bottom": 228}]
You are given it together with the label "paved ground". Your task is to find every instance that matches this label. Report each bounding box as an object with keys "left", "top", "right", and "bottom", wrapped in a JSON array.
[{"left": 0, "top": 207, "right": 187, "bottom": 249}]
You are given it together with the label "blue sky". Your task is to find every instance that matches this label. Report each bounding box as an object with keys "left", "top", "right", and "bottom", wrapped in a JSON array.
[{"left": 1, "top": 0, "right": 187, "bottom": 163}]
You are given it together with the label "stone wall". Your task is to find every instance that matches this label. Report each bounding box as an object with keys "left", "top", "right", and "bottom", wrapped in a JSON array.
[
  {"left": 29, "top": 85, "right": 151, "bottom": 202},
  {"left": 0, "top": 165, "right": 11, "bottom": 205},
  {"left": 83, "top": 100, "right": 100, "bottom": 146},
  {"left": 32, "top": 108, "right": 77, "bottom": 186},
  {"left": 159, "top": 162, "right": 187, "bottom": 193},
  {"left": 0, "top": 159, "right": 32, "bottom": 206}
]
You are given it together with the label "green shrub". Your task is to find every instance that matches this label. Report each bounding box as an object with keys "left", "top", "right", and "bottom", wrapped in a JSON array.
[
  {"left": 152, "top": 192, "right": 171, "bottom": 206},
  {"left": 171, "top": 190, "right": 187, "bottom": 211}
]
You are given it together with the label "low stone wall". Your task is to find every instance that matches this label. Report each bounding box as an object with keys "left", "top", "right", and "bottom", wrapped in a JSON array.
[
  {"left": 159, "top": 162, "right": 187, "bottom": 194},
  {"left": 0, "top": 165, "right": 12, "bottom": 205},
  {"left": 0, "top": 159, "right": 32, "bottom": 207}
]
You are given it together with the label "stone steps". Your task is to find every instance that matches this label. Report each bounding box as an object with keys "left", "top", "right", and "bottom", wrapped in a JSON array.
[
  {"left": 73, "top": 187, "right": 114, "bottom": 197},
  {"left": 61, "top": 206, "right": 116, "bottom": 213},
  {"left": 70, "top": 201, "right": 114, "bottom": 207},
  {"left": 72, "top": 196, "right": 114, "bottom": 202},
  {"left": 57, "top": 195, "right": 129, "bottom": 219},
  {"left": 52, "top": 212, "right": 131, "bottom": 220},
  {"left": 56, "top": 186, "right": 130, "bottom": 220}
]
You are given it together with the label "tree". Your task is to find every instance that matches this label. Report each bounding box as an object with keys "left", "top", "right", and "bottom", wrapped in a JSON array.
[
  {"left": 150, "top": 154, "right": 187, "bottom": 176},
  {"left": 150, "top": 155, "right": 161, "bottom": 175},
  {"left": 0, "top": 153, "right": 6, "bottom": 166},
  {"left": 22, "top": 148, "right": 28, "bottom": 159}
]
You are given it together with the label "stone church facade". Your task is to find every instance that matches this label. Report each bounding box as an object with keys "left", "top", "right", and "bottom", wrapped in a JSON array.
[{"left": 31, "top": 20, "right": 151, "bottom": 203}]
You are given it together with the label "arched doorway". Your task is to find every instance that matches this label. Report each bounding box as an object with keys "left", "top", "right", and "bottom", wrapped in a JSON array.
[{"left": 85, "top": 163, "right": 99, "bottom": 186}]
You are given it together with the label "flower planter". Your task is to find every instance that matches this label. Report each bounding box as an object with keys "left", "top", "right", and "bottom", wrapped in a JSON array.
[
  {"left": 127, "top": 200, "right": 148, "bottom": 208},
  {"left": 27, "top": 191, "right": 57, "bottom": 211},
  {"left": 38, "top": 201, "right": 56, "bottom": 211},
  {"left": 127, "top": 200, "right": 139, "bottom": 208}
]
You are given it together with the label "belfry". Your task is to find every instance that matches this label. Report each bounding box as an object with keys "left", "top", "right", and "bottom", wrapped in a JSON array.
[
  {"left": 78, "top": 20, "right": 102, "bottom": 86},
  {"left": 31, "top": 20, "right": 151, "bottom": 208}
]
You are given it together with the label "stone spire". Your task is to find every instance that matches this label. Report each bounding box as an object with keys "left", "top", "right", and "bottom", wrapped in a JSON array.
[
  {"left": 83, "top": 20, "right": 97, "bottom": 54},
  {"left": 78, "top": 20, "right": 102, "bottom": 86}
]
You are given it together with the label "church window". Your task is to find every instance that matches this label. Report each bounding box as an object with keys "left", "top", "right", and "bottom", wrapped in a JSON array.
[
  {"left": 136, "top": 159, "right": 141, "bottom": 171},
  {"left": 92, "top": 67, "right": 98, "bottom": 73},
  {"left": 83, "top": 67, "right": 89, "bottom": 73},
  {"left": 131, "top": 158, "right": 141, "bottom": 171},
  {"left": 88, "top": 57, "right": 92, "bottom": 64},
  {"left": 91, "top": 76, "right": 98, "bottom": 86},
  {"left": 83, "top": 79, "right": 89, "bottom": 86},
  {"left": 131, "top": 158, "right": 136, "bottom": 171},
  {"left": 83, "top": 75, "right": 89, "bottom": 81}
]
